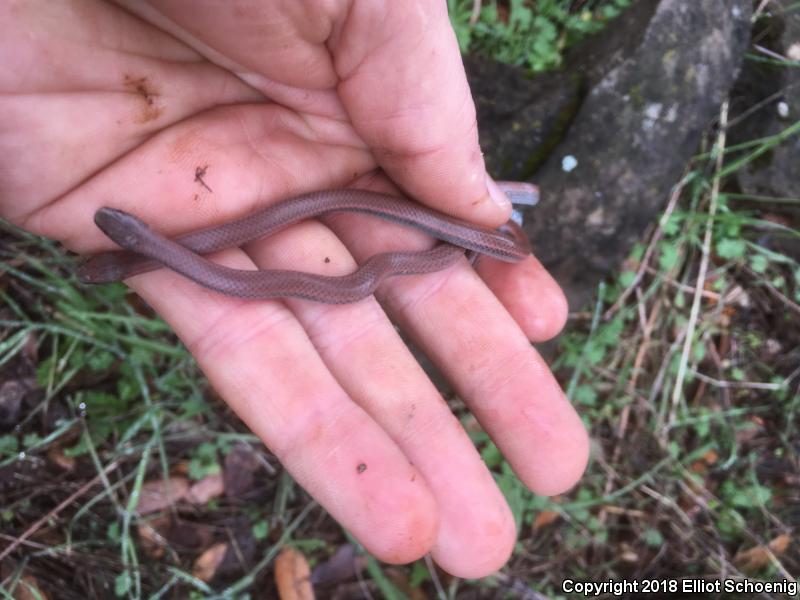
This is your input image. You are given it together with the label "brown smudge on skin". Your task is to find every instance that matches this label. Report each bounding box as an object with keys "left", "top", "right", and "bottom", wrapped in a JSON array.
[
  {"left": 168, "top": 129, "right": 204, "bottom": 165},
  {"left": 124, "top": 74, "right": 164, "bottom": 123},
  {"left": 357, "top": 463, "right": 367, "bottom": 474}
]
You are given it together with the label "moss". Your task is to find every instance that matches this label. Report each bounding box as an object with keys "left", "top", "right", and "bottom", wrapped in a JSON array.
[
  {"left": 516, "top": 74, "right": 585, "bottom": 179},
  {"left": 627, "top": 83, "right": 645, "bottom": 108}
]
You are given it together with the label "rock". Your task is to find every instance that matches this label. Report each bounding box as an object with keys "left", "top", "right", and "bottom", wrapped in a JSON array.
[
  {"left": 466, "top": 0, "right": 753, "bottom": 309},
  {"left": 727, "top": 0, "right": 800, "bottom": 260},
  {"left": 466, "top": 0, "right": 662, "bottom": 180},
  {"left": 730, "top": 0, "right": 800, "bottom": 200},
  {"left": 466, "top": 55, "right": 582, "bottom": 179}
]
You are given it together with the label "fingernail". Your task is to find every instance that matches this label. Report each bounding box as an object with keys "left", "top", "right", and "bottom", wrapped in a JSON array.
[{"left": 486, "top": 175, "right": 512, "bottom": 210}]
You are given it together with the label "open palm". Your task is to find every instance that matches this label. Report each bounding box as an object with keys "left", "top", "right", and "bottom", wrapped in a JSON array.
[{"left": 2, "top": 0, "right": 588, "bottom": 577}]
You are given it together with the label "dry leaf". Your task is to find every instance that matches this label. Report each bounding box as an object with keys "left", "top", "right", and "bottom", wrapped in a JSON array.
[
  {"left": 164, "top": 520, "right": 216, "bottom": 554},
  {"left": 733, "top": 534, "right": 792, "bottom": 573},
  {"left": 620, "top": 549, "right": 639, "bottom": 562},
  {"left": 47, "top": 447, "right": 76, "bottom": 472},
  {"left": 187, "top": 473, "right": 225, "bottom": 505},
  {"left": 224, "top": 446, "right": 262, "bottom": 499},
  {"left": 689, "top": 460, "right": 707, "bottom": 474},
  {"left": 311, "top": 544, "right": 366, "bottom": 586},
  {"left": 734, "top": 428, "right": 759, "bottom": 445},
  {"left": 137, "top": 516, "right": 170, "bottom": 559},
  {"left": 14, "top": 575, "right": 50, "bottom": 600},
  {"left": 761, "top": 213, "right": 791, "bottom": 227},
  {"left": 689, "top": 450, "right": 717, "bottom": 474},
  {"left": 22, "top": 332, "right": 38, "bottom": 364},
  {"left": 701, "top": 449, "right": 719, "bottom": 465},
  {"left": 275, "top": 546, "right": 314, "bottom": 600},
  {"left": 769, "top": 534, "right": 791, "bottom": 554},
  {"left": 193, "top": 542, "right": 229, "bottom": 582},
  {"left": 533, "top": 510, "right": 560, "bottom": 531},
  {"left": 136, "top": 477, "right": 189, "bottom": 515}
]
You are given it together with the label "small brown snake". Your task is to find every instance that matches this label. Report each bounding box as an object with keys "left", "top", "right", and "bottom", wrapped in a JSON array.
[{"left": 78, "top": 183, "right": 536, "bottom": 303}]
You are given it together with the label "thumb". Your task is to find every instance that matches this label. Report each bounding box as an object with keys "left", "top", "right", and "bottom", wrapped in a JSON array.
[{"left": 331, "top": 0, "right": 510, "bottom": 225}]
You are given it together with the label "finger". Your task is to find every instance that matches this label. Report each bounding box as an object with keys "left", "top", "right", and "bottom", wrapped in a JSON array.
[
  {"left": 331, "top": 1, "right": 509, "bottom": 225},
  {"left": 476, "top": 254, "right": 570, "bottom": 342},
  {"left": 385, "top": 269, "right": 589, "bottom": 497},
  {"left": 244, "top": 212, "right": 516, "bottom": 578},
  {"left": 123, "top": 249, "right": 439, "bottom": 563},
  {"left": 328, "top": 208, "right": 590, "bottom": 498}
]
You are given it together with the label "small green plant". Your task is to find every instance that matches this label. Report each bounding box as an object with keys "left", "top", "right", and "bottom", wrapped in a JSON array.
[
  {"left": 187, "top": 438, "right": 233, "bottom": 480},
  {"left": 449, "top": 0, "right": 633, "bottom": 71},
  {"left": 251, "top": 519, "right": 269, "bottom": 541}
]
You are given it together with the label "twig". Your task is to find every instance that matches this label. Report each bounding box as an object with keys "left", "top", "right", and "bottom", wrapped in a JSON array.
[
  {"left": 0, "top": 533, "right": 50, "bottom": 552},
  {"left": 493, "top": 572, "right": 554, "bottom": 600},
  {"left": 603, "top": 296, "right": 662, "bottom": 500},
  {"left": 604, "top": 171, "right": 689, "bottom": 319},
  {"left": 725, "top": 83, "right": 797, "bottom": 129},
  {"left": 566, "top": 283, "right": 606, "bottom": 400},
  {"left": 624, "top": 298, "right": 662, "bottom": 416},
  {"left": 469, "top": 0, "right": 482, "bottom": 25},
  {"left": 690, "top": 365, "right": 800, "bottom": 391},
  {"left": 643, "top": 266, "right": 722, "bottom": 300},
  {"left": 753, "top": 43, "right": 790, "bottom": 62},
  {"left": 0, "top": 460, "right": 119, "bottom": 562},
  {"left": 424, "top": 554, "right": 447, "bottom": 600},
  {"left": 635, "top": 286, "right": 648, "bottom": 332},
  {"left": 640, "top": 485, "right": 694, "bottom": 530},
  {"left": 746, "top": 266, "right": 800, "bottom": 316},
  {"left": 667, "top": 101, "right": 729, "bottom": 434},
  {"left": 614, "top": 298, "right": 651, "bottom": 442},
  {"left": 706, "top": 338, "right": 735, "bottom": 450},
  {"left": 752, "top": 0, "right": 773, "bottom": 22},
  {"left": 653, "top": 328, "right": 687, "bottom": 432}
]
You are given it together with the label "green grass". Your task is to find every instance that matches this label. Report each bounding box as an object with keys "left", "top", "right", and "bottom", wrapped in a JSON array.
[
  {"left": 478, "top": 104, "right": 800, "bottom": 598},
  {"left": 2, "top": 2, "right": 799, "bottom": 598}
]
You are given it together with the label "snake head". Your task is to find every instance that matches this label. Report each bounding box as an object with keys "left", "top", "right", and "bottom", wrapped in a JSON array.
[{"left": 94, "top": 207, "right": 148, "bottom": 251}]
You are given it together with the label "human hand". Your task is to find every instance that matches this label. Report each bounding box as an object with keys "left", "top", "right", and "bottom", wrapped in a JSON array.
[{"left": 1, "top": 0, "right": 588, "bottom": 577}]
